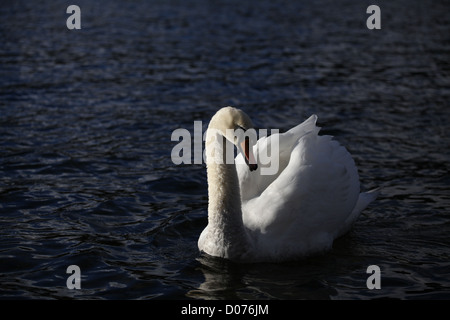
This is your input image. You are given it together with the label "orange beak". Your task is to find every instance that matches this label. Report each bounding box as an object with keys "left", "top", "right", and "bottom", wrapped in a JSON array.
[{"left": 241, "top": 137, "right": 258, "bottom": 171}]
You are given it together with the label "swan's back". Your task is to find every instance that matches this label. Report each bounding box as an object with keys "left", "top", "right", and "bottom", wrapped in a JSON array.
[{"left": 237, "top": 115, "right": 375, "bottom": 261}]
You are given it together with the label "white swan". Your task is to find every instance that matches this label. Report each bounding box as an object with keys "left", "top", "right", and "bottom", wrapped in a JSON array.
[{"left": 198, "top": 107, "right": 378, "bottom": 262}]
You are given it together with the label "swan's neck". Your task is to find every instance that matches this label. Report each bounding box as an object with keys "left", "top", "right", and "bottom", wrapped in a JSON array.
[{"left": 205, "top": 135, "right": 249, "bottom": 257}]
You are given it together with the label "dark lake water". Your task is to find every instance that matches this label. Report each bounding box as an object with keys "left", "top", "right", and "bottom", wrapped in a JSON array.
[{"left": 1, "top": 0, "right": 449, "bottom": 300}]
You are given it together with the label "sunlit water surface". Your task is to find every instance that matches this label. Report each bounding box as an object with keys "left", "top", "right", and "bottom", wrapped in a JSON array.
[{"left": 1, "top": 0, "right": 449, "bottom": 299}]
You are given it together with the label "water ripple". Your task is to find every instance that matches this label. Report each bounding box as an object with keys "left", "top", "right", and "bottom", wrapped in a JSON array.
[{"left": 1, "top": 0, "right": 449, "bottom": 300}]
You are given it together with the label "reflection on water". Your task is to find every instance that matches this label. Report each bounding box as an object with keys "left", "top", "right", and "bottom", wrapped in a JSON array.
[
  {"left": 1, "top": 0, "right": 449, "bottom": 299},
  {"left": 189, "top": 255, "right": 337, "bottom": 300}
]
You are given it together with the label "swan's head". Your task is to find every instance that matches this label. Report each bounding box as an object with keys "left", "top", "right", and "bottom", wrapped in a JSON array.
[{"left": 207, "top": 107, "right": 258, "bottom": 171}]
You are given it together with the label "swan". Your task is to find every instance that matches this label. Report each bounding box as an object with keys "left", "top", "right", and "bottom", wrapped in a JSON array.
[{"left": 198, "top": 107, "right": 378, "bottom": 262}]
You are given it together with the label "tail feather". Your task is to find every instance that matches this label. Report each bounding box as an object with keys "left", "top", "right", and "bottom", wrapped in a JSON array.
[{"left": 337, "top": 188, "right": 380, "bottom": 238}]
